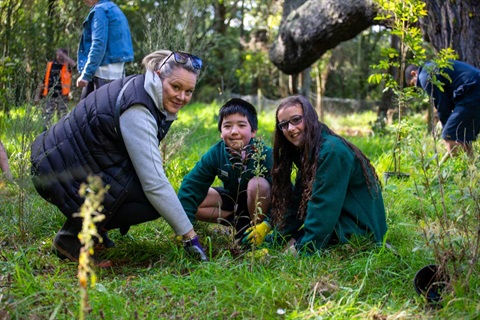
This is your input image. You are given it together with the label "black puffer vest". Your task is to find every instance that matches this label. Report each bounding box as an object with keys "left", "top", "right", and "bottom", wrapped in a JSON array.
[{"left": 30, "top": 74, "right": 173, "bottom": 219}]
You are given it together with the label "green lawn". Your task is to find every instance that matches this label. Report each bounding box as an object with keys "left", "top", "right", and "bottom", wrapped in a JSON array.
[{"left": 1, "top": 102, "right": 479, "bottom": 319}]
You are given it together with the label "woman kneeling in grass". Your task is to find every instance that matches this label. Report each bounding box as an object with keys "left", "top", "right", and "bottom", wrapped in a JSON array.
[{"left": 269, "top": 95, "right": 387, "bottom": 254}]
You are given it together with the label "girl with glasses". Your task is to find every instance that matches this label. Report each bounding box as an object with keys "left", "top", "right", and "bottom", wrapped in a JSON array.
[
  {"left": 266, "top": 95, "right": 387, "bottom": 254},
  {"left": 31, "top": 50, "right": 207, "bottom": 265}
]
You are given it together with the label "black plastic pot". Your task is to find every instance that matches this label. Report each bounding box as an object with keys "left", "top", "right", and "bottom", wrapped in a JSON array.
[{"left": 413, "top": 264, "right": 448, "bottom": 303}]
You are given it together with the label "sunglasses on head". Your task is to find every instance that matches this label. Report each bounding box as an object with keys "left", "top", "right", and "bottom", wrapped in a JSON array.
[
  {"left": 158, "top": 51, "right": 203, "bottom": 71},
  {"left": 278, "top": 115, "right": 303, "bottom": 131}
]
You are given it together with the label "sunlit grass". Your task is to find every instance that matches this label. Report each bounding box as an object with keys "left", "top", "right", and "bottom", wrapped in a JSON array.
[
  {"left": 1, "top": 102, "right": 479, "bottom": 319},
  {"left": 324, "top": 110, "right": 377, "bottom": 136}
]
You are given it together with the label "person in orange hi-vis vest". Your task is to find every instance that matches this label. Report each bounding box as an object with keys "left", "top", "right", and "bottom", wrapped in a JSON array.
[{"left": 36, "top": 48, "right": 76, "bottom": 130}]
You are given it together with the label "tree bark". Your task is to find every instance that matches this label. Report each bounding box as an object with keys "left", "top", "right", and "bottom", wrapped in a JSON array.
[
  {"left": 377, "top": 35, "right": 399, "bottom": 120},
  {"left": 271, "top": 0, "right": 480, "bottom": 73},
  {"left": 269, "top": 0, "right": 379, "bottom": 74},
  {"left": 420, "top": 0, "right": 480, "bottom": 68}
]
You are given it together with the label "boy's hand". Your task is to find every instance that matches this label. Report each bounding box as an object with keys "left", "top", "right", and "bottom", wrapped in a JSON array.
[
  {"left": 183, "top": 235, "right": 208, "bottom": 261},
  {"left": 242, "top": 221, "right": 272, "bottom": 246}
]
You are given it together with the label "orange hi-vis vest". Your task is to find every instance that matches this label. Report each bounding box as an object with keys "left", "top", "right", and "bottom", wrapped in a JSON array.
[{"left": 42, "top": 61, "right": 72, "bottom": 97}]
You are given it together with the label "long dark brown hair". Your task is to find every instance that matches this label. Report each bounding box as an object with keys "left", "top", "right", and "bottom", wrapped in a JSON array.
[{"left": 270, "top": 95, "right": 381, "bottom": 229}]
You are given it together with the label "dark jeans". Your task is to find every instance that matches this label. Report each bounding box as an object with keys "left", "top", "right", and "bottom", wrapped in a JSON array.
[
  {"left": 57, "top": 176, "right": 159, "bottom": 237},
  {"left": 80, "top": 77, "right": 113, "bottom": 100},
  {"left": 42, "top": 95, "right": 68, "bottom": 129},
  {"left": 103, "top": 182, "right": 160, "bottom": 233}
]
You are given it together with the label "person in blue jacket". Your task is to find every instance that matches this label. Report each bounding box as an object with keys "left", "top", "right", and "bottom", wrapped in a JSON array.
[
  {"left": 267, "top": 95, "right": 387, "bottom": 254},
  {"left": 406, "top": 60, "right": 480, "bottom": 156},
  {"left": 178, "top": 98, "right": 272, "bottom": 241},
  {"left": 77, "top": 0, "right": 134, "bottom": 100}
]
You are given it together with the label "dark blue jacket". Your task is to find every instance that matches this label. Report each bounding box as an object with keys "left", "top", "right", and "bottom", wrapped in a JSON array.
[
  {"left": 417, "top": 60, "right": 480, "bottom": 126},
  {"left": 30, "top": 75, "right": 172, "bottom": 219}
]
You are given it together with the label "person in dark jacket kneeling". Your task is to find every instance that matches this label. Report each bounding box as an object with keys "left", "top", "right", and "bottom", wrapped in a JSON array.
[{"left": 31, "top": 50, "right": 208, "bottom": 263}]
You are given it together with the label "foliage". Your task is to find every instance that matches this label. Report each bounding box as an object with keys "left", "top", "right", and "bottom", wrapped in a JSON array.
[
  {"left": 0, "top": 0, "right": 85, "bottom": 111},
  {"left": 325, "top": 27, "right": 391, "bottom": 102},
  {"left": 369, "top": 0, "right": 428, "bottom": 100},
  {"left": 237, "top": 50, "right": 274, "bottom": 97},
  {"left": 368, "top": 0, "right": 429, "bottom": 177},
  {"left": 133, "top": 0, "right": 213, "bottom": 74},
  {"left": 369, "top": 0, "right": 479, "bottom": 307},
  {"left": 0, "top": 0, "right": 404, "bottom": 110}
]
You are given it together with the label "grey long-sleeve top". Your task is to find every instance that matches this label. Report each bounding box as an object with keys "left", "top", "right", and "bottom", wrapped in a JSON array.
[{"left": 119, "top": 70, "right": 193, "bottom": 235}]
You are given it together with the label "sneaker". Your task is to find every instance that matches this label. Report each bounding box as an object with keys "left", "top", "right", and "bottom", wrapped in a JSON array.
[
  {"left": 119, "top": 225, "right": 130, "bottom": 236},
  {"left": 53, "top": 233, "right": 113, "bottom": 268},
  {"left": 98, "top": 230, "right": 116, "bottom": 248},
  {"left": 52, "top": 233, "right": 81, "bottom": 262}
]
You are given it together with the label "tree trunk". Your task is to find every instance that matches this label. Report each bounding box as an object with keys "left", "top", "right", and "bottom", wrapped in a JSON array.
[
  {"left": 420, "top": 0, "right": 480, "bottom": 68},
  {"left": 47, "top": 0, "right": 56, "bottom": 52},
  {"left": 269, "top": 0, "right": 379, "bottom": 74},
  {"left": 271, "top": 0, "right": 480, "bottom": 73},
  {"left": 300, "top": 67, "right": 311, "bottom": 98},
  {"left": 212, "top": 1, "right": 228, "bottom": 86},
  {"left": 289, "top": 74, "right": 299, "bottom": 95},
  {"left": 377, "top": 35, "right": 399, "bottom": 120}
]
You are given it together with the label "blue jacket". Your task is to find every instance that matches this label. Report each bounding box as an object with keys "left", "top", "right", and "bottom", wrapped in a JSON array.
[
  {"left": 77, "top": 0, "right": 134, "bottom": 82},
  {"left": 417, "top": 60, "right": 480, "bottom": 126}
]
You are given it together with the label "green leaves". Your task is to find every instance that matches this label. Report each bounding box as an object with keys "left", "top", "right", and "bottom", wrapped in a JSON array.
[{"left": 367, "top": 73, "right": 383, "bottom": 85}]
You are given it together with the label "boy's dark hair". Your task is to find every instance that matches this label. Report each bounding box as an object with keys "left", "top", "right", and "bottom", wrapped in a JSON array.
[
  {"left": 405, "top": 64, "right": 419, "bottom": 86},
  {"left": 217, "top": 98, "right": 258, "bottom": 132}
]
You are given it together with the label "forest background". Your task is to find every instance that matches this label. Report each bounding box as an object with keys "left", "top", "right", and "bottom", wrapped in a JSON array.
[
  {"left": 2, "top": 0, "right": 480, "bottom": 114},
  {"left": 0, "top": 0, "right": 399, "bottom": 114},
  {"left": 1, "top": 0, "right": 480, "bottom": 319}
]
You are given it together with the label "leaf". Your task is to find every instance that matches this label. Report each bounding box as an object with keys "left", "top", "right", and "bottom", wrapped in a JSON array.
[{"left": 367, "top": 73, "right": 383, "bottom": 84}]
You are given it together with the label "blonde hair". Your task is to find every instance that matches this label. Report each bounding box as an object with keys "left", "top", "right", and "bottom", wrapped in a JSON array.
[
  {"left": 141, "top": 50, "right": 201, "bottom": 79},
  {"left": 142, "top": 50, "right": 172, "bottom": 72}
]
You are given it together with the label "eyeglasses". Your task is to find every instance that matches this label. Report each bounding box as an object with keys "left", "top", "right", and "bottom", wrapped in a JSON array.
[
  {"left": 158, "top": 51, "right": 203, "bottom": 71},
  {"left": 278, "top": 115, "right": 303, "bottom": 131}
]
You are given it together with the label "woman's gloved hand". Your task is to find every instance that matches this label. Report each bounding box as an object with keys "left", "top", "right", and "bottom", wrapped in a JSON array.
[
  {"left": 183, "top": 235, "right": 208, "bottom": 261},
  {"left": 241, "top": 221, "right": 272, "bottom": 246}
]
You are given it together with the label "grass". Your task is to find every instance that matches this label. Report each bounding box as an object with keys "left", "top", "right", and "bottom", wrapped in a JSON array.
[{"left": 1, "top": 102, "right": 479, "bottom": 319}]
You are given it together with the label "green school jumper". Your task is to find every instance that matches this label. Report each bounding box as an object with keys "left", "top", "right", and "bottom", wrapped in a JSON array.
[
  {"left": 281, "top": 130, "right": 387, "bottom": 253},
  {"left": 178, "top": 139, "right": 273, "bottom": 223}
]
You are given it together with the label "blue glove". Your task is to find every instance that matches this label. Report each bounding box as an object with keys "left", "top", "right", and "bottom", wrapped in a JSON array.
[{"left": 183, "top": 235, "right": 208, "bottom": 261}]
